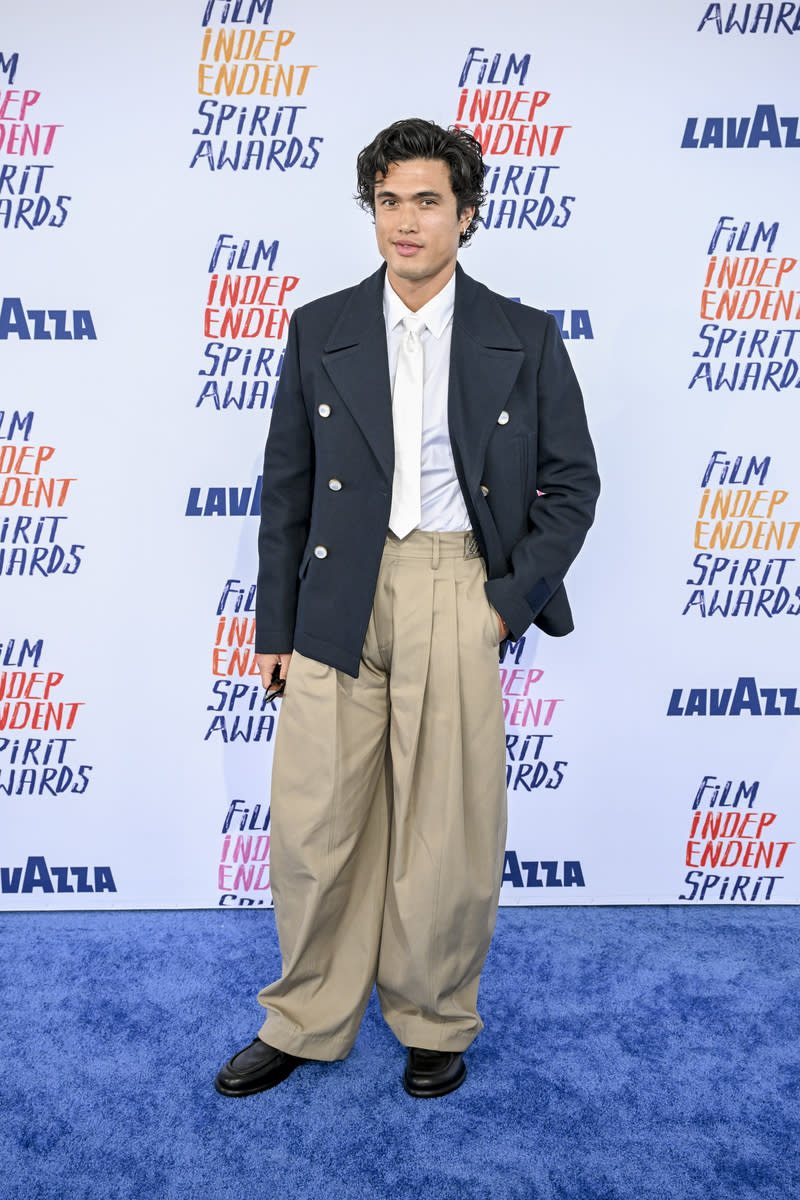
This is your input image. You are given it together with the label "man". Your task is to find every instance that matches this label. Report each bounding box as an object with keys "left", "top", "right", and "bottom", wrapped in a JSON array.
[{"left": 214, "top": 118, "right": 599, "bottom": 1100}]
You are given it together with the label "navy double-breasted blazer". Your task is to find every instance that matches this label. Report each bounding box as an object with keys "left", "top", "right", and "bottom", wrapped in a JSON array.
[{"left": 255, "top": 263, "right": 600, "bottom": 678}]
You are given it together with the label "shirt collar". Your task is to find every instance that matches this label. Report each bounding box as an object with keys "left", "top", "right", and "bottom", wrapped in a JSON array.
[{"left": 383, "top": 271, "right": 456, "bottom": 340}]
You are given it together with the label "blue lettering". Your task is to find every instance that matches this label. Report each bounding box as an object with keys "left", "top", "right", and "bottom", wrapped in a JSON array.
[
  {"left": 728, "top": 675, "right": 762, "bottom": 715},
  {"left": 0, "top": 51, "right": 19, "bottom": 82},
  {"left": 22, "top": 854, "right": 53, "bottom": 893},
  {"left": 94, "top": 866, "right": 117, "bottom": 892},
  {"left": 201, "top": 0, "right": 274, "bottom": 23},
  {"left": 501, "top": 850, "right": 524, "bottom": 887},
  {"left": 0, "top": 866, "right": 22, "bottom": 893},
  {"left": 0, "top": 297, "right": 29, "bottom": 339},
  {"left": 747, "top": 103, "right": 783, "bottom": 146}
]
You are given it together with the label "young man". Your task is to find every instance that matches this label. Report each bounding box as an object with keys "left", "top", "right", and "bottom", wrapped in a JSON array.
[{"left": 215, "top": 118, "right": 599, "bottom": 1099}]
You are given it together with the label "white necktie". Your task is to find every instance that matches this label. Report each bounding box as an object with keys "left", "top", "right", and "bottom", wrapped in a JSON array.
[{"left": 389, "top": 315, "right": 425, "bottom": 538}]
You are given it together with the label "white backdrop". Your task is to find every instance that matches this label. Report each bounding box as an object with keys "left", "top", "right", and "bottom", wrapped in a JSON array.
[{"left": 2, "top": 0, "right": 799, "bottom": 909}]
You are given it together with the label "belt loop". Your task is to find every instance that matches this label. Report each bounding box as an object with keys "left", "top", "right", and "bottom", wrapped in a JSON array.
[{"left": 432, "top": 532, "right": 440, "bottom": 570}]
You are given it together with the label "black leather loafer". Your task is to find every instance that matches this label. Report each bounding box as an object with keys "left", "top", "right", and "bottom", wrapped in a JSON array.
[
  {"left": 403, "top": 1047, "right": 466, "bottom": 1098},
  {"left": 214, "top": 1038, "right": 305, "bottom": 1097}
]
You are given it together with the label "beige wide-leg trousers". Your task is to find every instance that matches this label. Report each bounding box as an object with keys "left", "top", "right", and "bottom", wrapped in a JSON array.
[{"left": 257, "top": 530, "right": 508, "bottom": 1060}]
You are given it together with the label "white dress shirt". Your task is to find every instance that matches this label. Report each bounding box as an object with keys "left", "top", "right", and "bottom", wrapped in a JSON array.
[{"left": 383, "top": 274, "right": 471, "bottom": 532}]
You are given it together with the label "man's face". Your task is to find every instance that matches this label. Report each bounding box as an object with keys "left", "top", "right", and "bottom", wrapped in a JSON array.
[{"left": 373, "top": 158, "right": 473, "bottom": 308}]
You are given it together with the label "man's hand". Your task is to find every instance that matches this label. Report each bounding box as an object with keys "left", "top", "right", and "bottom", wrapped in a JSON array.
[
  {"left": 256, "top": 652, "right": 293, "bottom": 692},
  {"left": 495, "top": 611, "right": 510, "bottom": 641}
]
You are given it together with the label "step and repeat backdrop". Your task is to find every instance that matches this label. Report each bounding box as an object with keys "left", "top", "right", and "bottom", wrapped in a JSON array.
[{"left": 2, "top": 1, "right": 799, "bottom": 909}]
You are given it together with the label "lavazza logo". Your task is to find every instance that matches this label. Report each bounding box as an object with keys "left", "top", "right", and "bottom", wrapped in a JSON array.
[{"left": 667, "top": 676, "right": 800, "bottom": 716}]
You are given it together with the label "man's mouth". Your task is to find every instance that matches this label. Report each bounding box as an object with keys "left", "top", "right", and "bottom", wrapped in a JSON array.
[{"left": 393, "top": 241, "right": 422, "bottom": 256}]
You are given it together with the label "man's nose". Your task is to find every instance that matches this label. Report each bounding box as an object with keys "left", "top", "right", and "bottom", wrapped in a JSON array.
[{"left": 397, "top": 205, "right": 418, "bottom": 232}]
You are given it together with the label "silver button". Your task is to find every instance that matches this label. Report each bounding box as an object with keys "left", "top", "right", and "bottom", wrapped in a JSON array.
[
  {"left": 318, "top": 404, "right": 331, "bottom": 418},
  {"left": 480, "top": 484, "right": 490, "bottom": 497},
  {"left": 328, "top": 478, "right": 342, "bottom": 492},
  {"left": 313, "top": 545, "right": 328, "bottom": 559},
  {"left": 497, "top": 410, "right": 510, "bottom": 425}
]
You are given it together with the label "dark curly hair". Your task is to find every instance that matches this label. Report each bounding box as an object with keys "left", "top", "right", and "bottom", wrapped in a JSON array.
[{"left": 355, "top": 118, "right": 486, "bottom": 247}]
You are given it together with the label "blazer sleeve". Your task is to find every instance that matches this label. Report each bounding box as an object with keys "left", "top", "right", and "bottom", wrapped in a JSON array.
[
  {"left": 254, "top": 313, "right": 314, "bottom": 653},
  {"left": 484, "top": 313, "right": 600, "bottom": 640}
]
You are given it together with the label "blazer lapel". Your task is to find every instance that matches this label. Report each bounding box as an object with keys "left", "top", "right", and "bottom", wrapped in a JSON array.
[
  {"left": 449, "top": 264, "right": 525, "bottom": 492},
  {"left": 320, "top": 263, "right": 524, "bottom": 492},
  {"left": 321, "top": 266, "right": 393, "bottom": 481}
]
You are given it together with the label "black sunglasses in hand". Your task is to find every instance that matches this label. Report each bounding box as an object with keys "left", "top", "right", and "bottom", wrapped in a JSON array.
[{"left": 264, "top": 663, "right": 286, "bottom": 703}]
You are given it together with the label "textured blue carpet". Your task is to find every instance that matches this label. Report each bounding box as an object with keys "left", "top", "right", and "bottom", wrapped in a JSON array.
[{"left": 2, "top": 906, "right": 799, "bottom": 1200}]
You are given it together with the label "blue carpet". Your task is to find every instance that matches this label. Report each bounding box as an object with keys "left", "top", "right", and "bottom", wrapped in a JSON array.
[{"left": 2, "top": 907, "right": 799, "bottom": 1200}]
